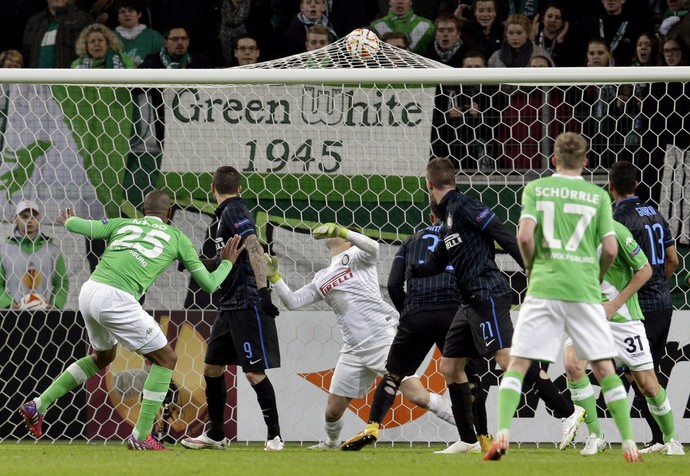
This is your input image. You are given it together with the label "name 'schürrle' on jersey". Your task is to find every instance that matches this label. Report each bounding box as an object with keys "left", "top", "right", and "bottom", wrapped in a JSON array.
[{"left": 521, "top": 174, "right": 615, "bottom": 304}]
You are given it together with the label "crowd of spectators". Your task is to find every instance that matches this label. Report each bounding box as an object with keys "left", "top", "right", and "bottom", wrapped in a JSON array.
[
  {"left": 0, "top": 0, "right": 687, "bottom": 204},
  {"left": 1, "top": 0, "right": 687, "bottom": 69}
]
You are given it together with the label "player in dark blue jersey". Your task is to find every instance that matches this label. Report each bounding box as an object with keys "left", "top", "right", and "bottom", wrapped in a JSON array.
[
  {"left": 181, "top": 166, "right": 284, "bottom": 452},
  {"left": 411, "top": 157, "right": 583, "bottom": 453},
  {"left": 342, "top": 203, "right": 492, "bottom": 452},
  {"left": 609, "top": 160, "right": 679, "bottom": 453}
]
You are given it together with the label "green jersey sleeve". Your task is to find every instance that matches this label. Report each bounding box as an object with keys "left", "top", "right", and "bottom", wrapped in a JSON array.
[
  {"left": 603, "top": 221, "right": 648, "bottom": 323},
  {"left": 176, "top": 233, "right": 232, "bottom": 293},
  {"left": 596, "top": 192, "right": 616, "bottom": 242},
  {"left": 65, "top": 216, "right": 118, "bottom": 239},
  {"left": 66, "top": 216, "right": 231, "bottom": 299}
]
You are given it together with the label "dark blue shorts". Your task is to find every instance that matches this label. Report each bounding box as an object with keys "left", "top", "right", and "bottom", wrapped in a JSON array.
[
  {"left": 443, "top": 293, "right": 513, "bottom": 358},
  {"left": 205, "top": 307, "right": 281, "bottom": 372}
]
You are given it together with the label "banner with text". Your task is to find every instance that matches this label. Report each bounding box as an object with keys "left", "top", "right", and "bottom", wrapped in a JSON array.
[{"left": 162, "top": 85, "right": 434, "bottom": 176}]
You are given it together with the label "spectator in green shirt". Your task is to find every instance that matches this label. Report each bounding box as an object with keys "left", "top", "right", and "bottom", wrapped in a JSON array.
[{"left": 71, "top": 23, "right": 135, "bottom": 69}]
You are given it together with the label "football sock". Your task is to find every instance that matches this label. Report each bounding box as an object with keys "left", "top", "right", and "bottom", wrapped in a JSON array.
[
  {"left": 369, "top": 373, "right": 401, "bottom": 424},
  {"left": 204, "top": 375, "right": 227, "bottom": 440},
  {"left": 471, "top": 381, "right": 488, "bottom": 435},
  {"left": 133, "top": 364, "right": 173, "bottom": 441},
  {"left": 645, "top": 386, "right": 677, "bottom": 442},
  {"left": 600, "top": 374, "right": 634, "bottom": 441},
  {"left": 497, "top": 370, "right": 524, "bottom": 434},
  {"left": 427, "top": 392, "right": 456, "bottom": 425},
  {"left": 324, "top": 418, "right": 344, "bottom": 444},
  {"left": 448, "top": 382, "right": 477, "bottom": 443},
  {"left": 568, "top": 376, "right": 601, "bottom": 437},
  {"left": 632, "top": 383, "right": 663, "bottom": 443},
  {"left": 252, "top": 377, "right": 281, "bottom": 439},
  {"left": 524, "top": 362, "right": 573, "bottom": 418},
  {"left": 37, "top": 356, "right": 99, "bottom": 414}
]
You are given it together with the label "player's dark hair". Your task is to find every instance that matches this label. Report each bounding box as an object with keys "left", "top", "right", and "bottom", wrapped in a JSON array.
[
  {"left": 429, "top": 200, "right": 443, "bottom": 224},
  {"left": 426, "top": 157, "right": 456, "bottom": 189},
  {"left": 609, "top": 161, "right": 638, "bottom": 195},
  {"left": 213, "top": 166, "right": 242, "bottom": 195}
]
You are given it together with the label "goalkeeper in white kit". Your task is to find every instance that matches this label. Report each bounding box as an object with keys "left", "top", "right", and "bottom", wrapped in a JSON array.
[
  {"left": 265, "top": 223, "right": 455, "bottom": 449},
  {"left": 19, "top": 190, "right": 245, "bottom": 450}
]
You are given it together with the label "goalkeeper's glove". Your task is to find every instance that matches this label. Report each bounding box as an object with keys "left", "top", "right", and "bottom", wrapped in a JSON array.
[
  {"left": 312, "top": 222, "right": 348, "bottom": 240},
  {"left": 264, "top": 253, "right": 282, "bottom": 284}
]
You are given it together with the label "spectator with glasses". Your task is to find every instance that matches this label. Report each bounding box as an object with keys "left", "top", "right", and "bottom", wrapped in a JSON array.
[
  {"left": 233, "top": 35, "right": 260, "bottom": 66},
  {"left": 661, "top": 35, "right": 689, "bottom": 65},
  {"left": 140, "top": 26, "right": 212, "bottom": 69}
]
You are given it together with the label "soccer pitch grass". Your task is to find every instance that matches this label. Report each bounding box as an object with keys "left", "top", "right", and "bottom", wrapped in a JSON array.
[{"left": 0, "top": 442, "right": 681, "bottom": 476}]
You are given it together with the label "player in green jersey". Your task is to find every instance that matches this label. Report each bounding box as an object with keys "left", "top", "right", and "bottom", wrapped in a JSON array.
[
  {"left": 484, "top": 132, "right": 642, "bottom": 462},
  {"left": 19, "top": 190, "right": 245, "bottom": 450},
  {"left": 563, "top": 221, "right": 684, "bottom": 456}
]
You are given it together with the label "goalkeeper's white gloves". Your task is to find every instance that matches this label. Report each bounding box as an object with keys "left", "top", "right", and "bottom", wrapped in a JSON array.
[
  {"left": 264, "top": 253, "right": 282, "bottom": 284},
  {"left": 312, "top": 222, "right": 348, "bottom": 240}
]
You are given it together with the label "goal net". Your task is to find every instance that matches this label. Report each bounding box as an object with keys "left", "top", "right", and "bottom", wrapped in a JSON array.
[{"left": 1, "top": 36, "right": 689, "bottom": 446}]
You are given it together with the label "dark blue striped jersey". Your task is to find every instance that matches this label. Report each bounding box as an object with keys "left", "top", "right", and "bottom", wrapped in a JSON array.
[
  {"left": 433, "top": 189, "right": 523, "bottom": 302},
  {"left": 613, "top": 196, "right": 674, "bottom": 312},
  {"left": 215, "top": 196, "right": 259, "bottom": 310},
  {"left": 388, "top": 223, "right": 461, "bottom": 317}
]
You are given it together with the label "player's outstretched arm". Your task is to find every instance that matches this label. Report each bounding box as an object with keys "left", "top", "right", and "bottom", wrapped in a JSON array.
[
  {"left": 219, "top": 234, "right": 245, "bottom": 265},
  {"left": 264, "top": 252, "right": 321, "bottom": 310},
  {"left": 188, "top": 235, "right": 243, "bottom": 293},
  {"left": 312, "top": 222, "right": 348, "bottom": 240},
  {"left": 312, "top": 222, "right": 378, "bottom": 255},
  {"left": 264, "top": 253, "right": 282, "bottom": 284},
  {"left": 55, "top": 207, "right": 74, "bottom": 227}
]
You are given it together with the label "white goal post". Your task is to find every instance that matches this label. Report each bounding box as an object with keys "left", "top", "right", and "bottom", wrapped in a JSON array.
[{"left": 1, "top": 61, "right": 689, "bottom": 446}]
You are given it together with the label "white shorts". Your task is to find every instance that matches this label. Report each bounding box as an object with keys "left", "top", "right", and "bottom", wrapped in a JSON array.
[
  {"left": 79, "top": 280, "right": 167, "bottom": 354},
  {"left": 609, "top": 320, "right": 654, "bottom": 371},
  {"left": 511, "top": 297, "right": 617, "bottom": 363},
  {"left": 330, "top": 334, "right": 394, "bottom": 399}
]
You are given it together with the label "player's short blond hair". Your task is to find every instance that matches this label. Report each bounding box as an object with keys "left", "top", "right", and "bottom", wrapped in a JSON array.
[{"left": 554, "top": 132, "right": 587, "bottom": 170}]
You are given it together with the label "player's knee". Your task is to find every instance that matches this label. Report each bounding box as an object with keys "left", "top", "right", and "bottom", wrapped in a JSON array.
[
  {"left": 245, "top": 370, "right": 266, "bottom": 386},
  {"left": 439, "top": 358, "right": 464, "bottom": 382},
  {"left": 92, "top": 350, "right": 116, "bottom": 369},
  {"left": 382, "top": 373, "right": 402, "bottom": 395},
  {"left": 492, "top": 350, "right": 510, "bottom": 370},
  {"left": 324, "top": 406, "right": 345, "bottom": 421},
  {"left": 563, "top": 360, "right": 584, "bottom": 381},
  {"left": 634, "top": 371, "right": 660, "bottom": 397},
  {"left": 563, "top": 348, "right": 583, "bottom": 380},
  {"left": 152, "top": 346, "right": 177, "bottom": 369},
  {"left": 203, "top": 363, "right": 225, "bottom": 378}
]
